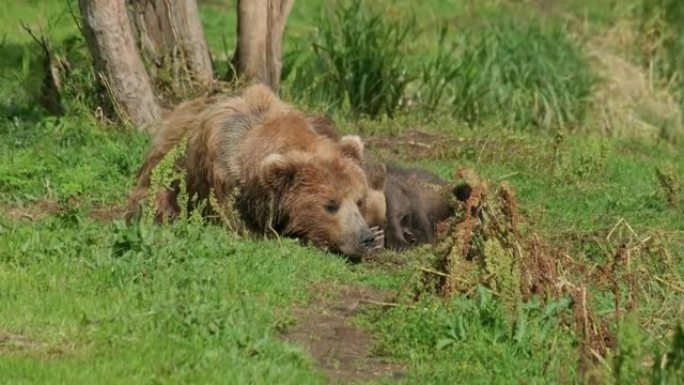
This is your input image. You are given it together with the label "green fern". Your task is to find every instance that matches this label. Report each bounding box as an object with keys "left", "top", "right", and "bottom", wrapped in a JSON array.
[{"left": 144, "top": 137, "right": 188, "bottom": 225}]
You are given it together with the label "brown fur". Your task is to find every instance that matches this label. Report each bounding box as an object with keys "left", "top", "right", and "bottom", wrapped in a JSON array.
[
  {"left": 383, "top": 166, "right": 454, "bottom": 250},
  {"left": 126, "top": 85, "right": 376, "bottom": 257},
  {"left": 306, "top": 114, "right": 388, "bottom": 229},
  {"left": 304, "top": 115, "right": 458, "bottom": 250}
]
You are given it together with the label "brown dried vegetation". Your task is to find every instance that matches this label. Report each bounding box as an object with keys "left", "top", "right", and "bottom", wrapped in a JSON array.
[{"left": 407, "top": 167, "right": 681, "bottom": 376}]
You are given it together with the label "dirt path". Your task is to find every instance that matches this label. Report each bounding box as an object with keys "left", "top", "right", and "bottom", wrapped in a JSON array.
[
  {"left": 0, "top": 200, "right": 125, "bottom": 222},
  {"left": 282, "top": 284, "right": 404, "bottom": 384}
]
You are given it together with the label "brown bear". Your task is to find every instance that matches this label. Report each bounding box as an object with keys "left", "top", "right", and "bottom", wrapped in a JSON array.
[
  {"left": 306, "top": 115, "right": 460, "bottom": 250},
  {"left": 126, "top": 85, "right": 377, "bottom": 258},
  {"left": 383, "top": 166, "right": 455, "bottom": 250}
]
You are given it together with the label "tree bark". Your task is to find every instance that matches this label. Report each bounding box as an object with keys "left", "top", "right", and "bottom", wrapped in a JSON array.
[
  {"left": 233, "top": 0, "right": 294, "bottom": 91},
  {"left": 126, "top": 0, "right": 214, "bottom": 99},
  {"left": 79, "top": 0, "right": 161, "bottom": 129}
]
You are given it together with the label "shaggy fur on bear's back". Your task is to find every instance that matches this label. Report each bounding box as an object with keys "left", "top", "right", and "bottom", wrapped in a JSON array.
[{"left": 127, "top": 85, "right": 376, "bottom": 257}]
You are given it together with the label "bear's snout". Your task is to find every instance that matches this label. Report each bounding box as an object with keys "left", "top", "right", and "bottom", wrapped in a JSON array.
[
  {"left": 358, "top": 228, "right": 375, "bottom": 250},
  {"left": 336, "top": 205, "right": 377, "bottom": 258}
]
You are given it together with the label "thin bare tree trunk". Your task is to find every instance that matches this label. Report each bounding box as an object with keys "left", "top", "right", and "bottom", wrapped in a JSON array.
[
  {"left": 266, "top": 0, "right": 294, "bottom": 89},
  {"left": 234, "top": 0, "right": 268, "bottom": 83},
  {"left": 171, "top": 0, "right": 213, "bottom": 87},
  {"left": 233, "top": 0, "right": 294, "bottom": 91},
  {"left": 79, "top": 0, "right": 161, "bottom": 129},
  {"left": 127, "top": 0, "right": 214, "bottom": 100}
]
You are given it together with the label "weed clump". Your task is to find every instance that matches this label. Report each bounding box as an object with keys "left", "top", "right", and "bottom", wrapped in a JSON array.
[
  {"left": 407, "top": 168, "right": 680, "bottom": 378},
  {"left": 428, "top": 170, "right": 523, "bottom": 313},
  {"left": 656, "top": 165, "right": 682, "bottom": 208},
  {"left": 142, "top": 137, "right": 247, "bottom": 235},
  {"left": 145, "top": 137, "right": 188, "bottom": 225}
]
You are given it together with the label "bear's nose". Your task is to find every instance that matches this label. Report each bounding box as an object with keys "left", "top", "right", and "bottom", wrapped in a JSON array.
[{"left": 359, "top": 229, "right": 375, "bottom": 249}]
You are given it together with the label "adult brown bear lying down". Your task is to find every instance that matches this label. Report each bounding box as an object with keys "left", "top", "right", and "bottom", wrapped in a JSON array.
[{"left": 126, "top": 85, "right": 378, "bottom": 258}]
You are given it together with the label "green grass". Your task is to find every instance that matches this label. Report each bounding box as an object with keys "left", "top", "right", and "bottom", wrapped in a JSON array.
[
  {"left": 0, "top": 218, "right": 352, "bottom": 384},
  {"left": 285, "top": 0, "right": 414, "bottom": 117},
  {"left": 1, "top": 0, "right": 683, "bottom": 384},
  {"left": 365, "top": 291, "right": 578, "bottom": 384},
  {"left": 446, "top": 16, "right": 596, "bottom": 131}
]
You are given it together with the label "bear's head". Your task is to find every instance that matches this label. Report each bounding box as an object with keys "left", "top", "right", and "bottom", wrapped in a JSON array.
[
  {"left": 305, "top": 114, "right": 387, "bottom": 230},
  {"left": 260, "top": 135, "right": 376, "bottom": 258}
]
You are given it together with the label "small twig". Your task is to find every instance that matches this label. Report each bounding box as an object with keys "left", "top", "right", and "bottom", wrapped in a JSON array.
[
  {"left": 623, "top": 219, "right": 638, "bottom": 238},
  {"left": 590, "top": 348, "right": 612, "bottom": 372},
  {"left": 419, "top": 266, "right": 449, "bottom": 277},
  {"left": 475, "top": 136, "right": 490, "bottom": 164},
  {"left": 653, "top": 276, "right": 684, "bottom": 293},
  {"left": 405, "top": 140, "right": 432, "bottom": 149},
  {"left": 606, "top": 218, "right": 624, "bottom": 242},
  {"left": 359, "top": 299, "right": 411, "bottom": 308},
  {"left": 266, "top": 195, "right": 281, "bottom": 245},
  {"left": 65, "top": 0, "right": 84, "bottom": 37},
  {"left": 497, "top": 171, "right": 519, "bottom": 181},
  {"left": 20, "top": 22, "right": 53, "bottom": 66}
]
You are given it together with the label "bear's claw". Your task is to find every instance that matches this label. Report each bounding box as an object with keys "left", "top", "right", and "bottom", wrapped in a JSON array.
[{"left": 370, "top": 226, "right": 385, "bottom": 251}]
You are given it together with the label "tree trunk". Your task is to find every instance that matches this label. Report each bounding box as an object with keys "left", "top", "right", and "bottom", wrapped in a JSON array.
[
  {"left": 126, "top": 0, "right": 214, "bottom": 100},
  {"left": 233, "top": 0, "right": 294, "bottom": 91},
  {"left": 79, "top": 0, "right": 162, "bottom": 129}
]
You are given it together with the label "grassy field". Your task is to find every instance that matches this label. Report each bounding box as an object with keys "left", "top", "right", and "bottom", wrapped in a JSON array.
[{"left": 1, "top": 0, "right": 683, "bottom": 384}]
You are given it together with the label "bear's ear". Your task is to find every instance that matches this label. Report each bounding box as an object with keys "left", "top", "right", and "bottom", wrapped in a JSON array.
[
  {"left": 365, "top": 162, "right": 386, "bottom": 190},
  {"left": 260, "top": 153, "right": 298, "bottom": 191},
  {"left": 339, "top": 135, "right": 364, "bottom": 163}
]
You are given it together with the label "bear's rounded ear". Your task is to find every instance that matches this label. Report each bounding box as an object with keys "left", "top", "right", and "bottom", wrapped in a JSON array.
[
  {"left": 260, "top": 153, "right": 298, "bottom": 191},
  {"left": 339, "top": 135, "right": 364, "bottom": 163},
  {"left": 364, "top": 162, "right": 386, "bottom": 190},
  {"left": 453, "top": 183, "right": 472, "bottom": 202}
]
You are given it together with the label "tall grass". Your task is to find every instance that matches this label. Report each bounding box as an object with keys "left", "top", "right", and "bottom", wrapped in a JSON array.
[
  {"left": 285, "top": 4, "right": 596, "bottom": 131},
  {"left": 638, "top": 0, "right": 684, "bottom": 98},
  {"left": 415, "top": 25, "right": 460, "bottom": 115},
  {"left": 446, "top": 17, "right": 596, "bottom": 131},
  {"left": 284, "top": 0, "right": 413, "bottom": 118}
]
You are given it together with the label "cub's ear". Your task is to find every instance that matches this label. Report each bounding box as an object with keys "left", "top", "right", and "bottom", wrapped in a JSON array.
[
  {"left": 260, "top": 153, "right": 298, "bottom": 191},
  {"left": 339, "top": 135, "right": 364, "bottom": 163},
  {"left": 453, "top": 183, "right": 472, "bottom": 202},
  {"left": 364, "top": 162, "right": 386, "bottom": 190}
]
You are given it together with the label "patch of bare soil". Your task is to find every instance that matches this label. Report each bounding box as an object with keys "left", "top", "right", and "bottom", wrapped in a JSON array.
[
  {"left": 89, "top": 204, "right": 126, "bottom": 222},
  {"left": 0, "top": 200, "right": 125, "bottom": 223},
  {"left": 0, "top": 330, "right": 65, "bottom": 358},
  {"left": 365, "top": 130, "right": 536, "bottom": 165},
  {"left": 0, "top": 200, "right": 61, "bottom": 221},
  {"left": 282, "top": 284, "right": 404, "bottom": 384},
  {"left": 365, "top": 130, "right": 465, "bottom": 161},
  {"left": 0, "top": 331, "right": 41, "bottom": 354}
]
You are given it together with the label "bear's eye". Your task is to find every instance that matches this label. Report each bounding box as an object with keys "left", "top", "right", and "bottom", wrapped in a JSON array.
[
  {"left": 356, "top": 198, "right": 364, "bottom": 207},
  {"left": 324, "top": 200, "right": 340, "bottom": 214}
]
